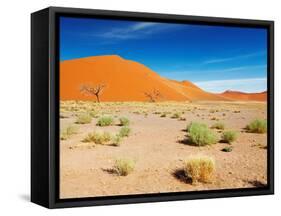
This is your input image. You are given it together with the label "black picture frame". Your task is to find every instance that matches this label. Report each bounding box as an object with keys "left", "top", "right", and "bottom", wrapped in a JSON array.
[{"left": 31, "top": 6, "right": 274, "bottom": 209}]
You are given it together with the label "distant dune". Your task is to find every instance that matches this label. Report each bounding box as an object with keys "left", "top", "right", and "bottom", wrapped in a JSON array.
[
  {"left": 60, "top": 55, "right": 266, "bottom": 102},
  {"left": 219, "top": 90, "right": 267, "bottom": 101}
]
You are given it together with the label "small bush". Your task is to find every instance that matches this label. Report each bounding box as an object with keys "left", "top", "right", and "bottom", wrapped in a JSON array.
[
  {"left": 221, "top": 131, "right": 238, "bottom": 143},
  {"left": 184, "top": 156, "right": 215, "bottom": 183},
  {"left": 97, "top": 116, "right": 114, "bottom": 127},
  {"left": 186, "top": 122, "right": 207, "bottom": 132},
  {"left": 88, "top": 110, "right": 98, "bottom": 118},
  {"left": 171, "top": 112, "right": 181, "bottom": 119},
  {"left": 119, "top": 117, "right": 130, "bottom": 126},
  {"left": 160, "top": 113, "right": 167, "bottom": 117},
  {"left": 75, "top": 113, "right": 92, "bottom": 124},
  {"left": 246, "top": 119, "right": 267, "bottom": 133},
  {"left": 211, "top": 122, "right": 225, "bottom": 130},
  {"left": 119, "top": 126, "right": 131, "bottom": 137},
  {"left": 60, "top": 125, "right": 78, "bottom": 140},
  {"left": 82, "top": 131, "right": 111, "bottom": 144},
  {"left": 221, "top": 146, "right": 233, "bottom": 152},
  {"left": 188, "top": 122, "right": 217, "bottom": 146},
  {"left": 114, "top": 158, "right": 135, "bottom": 176},
  {"left": 112, "top": 134, "right": 122, "bottom": 146}
]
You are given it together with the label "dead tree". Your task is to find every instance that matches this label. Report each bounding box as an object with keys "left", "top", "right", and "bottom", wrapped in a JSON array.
[
  {"left": 144, "top": 89, "right": 162, "bottom": 102},
  {"left": 80, "top": 84, "right": 106, "bottom": 103}
]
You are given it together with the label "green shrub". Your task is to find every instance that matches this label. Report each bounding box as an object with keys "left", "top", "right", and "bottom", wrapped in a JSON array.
[
  {"left": 186, "top": 122, "right": 207, "bottom": 132},
  {"left": 211, "top": 122, "right": 225, "bottom": 130},
  {"left": 112, "top": 134, "right": 122, "bottom": 146},
  {"left": 75, "top": 113, "right": 92, "bottom": 124},
  {"left": 171, "top": 112, "right": 181, "bottom": 119},
  {"left": 160, "top": 113, "right": 167, "bottom": 117},
  {"left": 184, "top": 156, "right": 215, "bottom": 183},
  {"left": 60, "top": 125, "right": 78, "bottom": 140},
  {"left": 246, "top": 119, "right": 267, "bottom": 133},
  {"left": 114, "top": 158, "right": 135, "bottom": 176},
  {"left": 221, "top": 131, "right": 238, "bottom": 143},
  {"left": 187, "top": 122, "right": 217, "bottom": 146},
  {"left": 82, "top": 131, "right": 111, "bottom": 144},
  {"left": 221, "top": 146, "right": 233, "bottom": 152},
  {"left": 96, "top": 116, "right": 114, "bottom": 127},
  {"left": 119, "top": 117, "right": 130, "bottom": 126},
  {"left": 119, "top": 126, "right": 131, "bottom": 137},
  {"left": 88, "top": 110, "right": 98, "bottom": 118}
]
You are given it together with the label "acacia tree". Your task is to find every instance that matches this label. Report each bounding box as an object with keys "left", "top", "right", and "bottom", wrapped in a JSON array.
[
  {"left": 80, "top": 84, "right": 106, "bottom": 103},
  {"left": 144, "top": 89, "right": 162, "bottom": 102}
]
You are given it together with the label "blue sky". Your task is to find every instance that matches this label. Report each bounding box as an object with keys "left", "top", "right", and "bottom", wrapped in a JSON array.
[{"left": 60, "top": 17, "right": 267, "bottom": 93}]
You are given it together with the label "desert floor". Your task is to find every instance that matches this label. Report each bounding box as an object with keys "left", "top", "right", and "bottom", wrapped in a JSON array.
[{"left": 60, "top": 101, "right": 267, "bottom": 199}]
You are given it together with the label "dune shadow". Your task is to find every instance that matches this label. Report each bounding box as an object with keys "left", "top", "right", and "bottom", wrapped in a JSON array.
[
  {"left": 172, "top": 169, "right": 192, "bottom": 184},
  {"left": 248, "top": 180, "right": 267, "bottom": 188}
]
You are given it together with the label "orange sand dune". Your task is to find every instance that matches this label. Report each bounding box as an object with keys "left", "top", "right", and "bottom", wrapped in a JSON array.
[
  {"left": 60, "top": 55, "right": 263, "bottom": 102},
  {"left": 219, "top": 90, "right": 267, "bottom": 101}
]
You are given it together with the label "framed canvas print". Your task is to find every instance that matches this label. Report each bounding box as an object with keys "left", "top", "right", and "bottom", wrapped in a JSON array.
[{"left": 31, "top": 6, "right": 274, "bottom": 208}]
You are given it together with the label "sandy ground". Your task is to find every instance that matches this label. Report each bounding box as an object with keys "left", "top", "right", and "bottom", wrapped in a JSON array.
[{"left": 60, "top": 101, "right": 267, "bottom": 199}]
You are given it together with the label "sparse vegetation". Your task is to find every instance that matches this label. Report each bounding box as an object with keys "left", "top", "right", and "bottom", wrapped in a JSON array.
[
  {"left": 82, "top": 131, "right": 111, "bottom": 144},
  {"left": 171, "top": 112, "right": 181, "bottom": 119},
  {"left": 111, "top": 134, "right": 122, "bottom": 146},
  {"left": 97, "top": 116, "right": 114, "bottom": 126},
  {"left": 221, "top": 131, "right": 238, "bottom": 143},
  {"left": 60, "top": 125, "right": 78, "bottom": 140},
  {"left": 160, "top": 113, "right": 167, "bottom": 117},
  {"left": 184, "top": 156, "right": 215, "bottom": 183},
  {"left": 211, "top": 122, "right": 225, "bottom": 130},
  {"left": 88, "top": 110, "right": 98, "bottom": 118},
  {"left": 187, "top": 122, "right": 217, "bottom": 146},
  {"left": 119, "top": 117, "right": 130, "bottom": 126},
  {"left": 75, "top": 113, "right": 92, "bottom": 124},
  {"left": 114, "top": 158, "right": 135, "bottom": 176},
  {"left": 119, "top": 126, "right": 131, "bottom": 137},
  {"left": 221, "top": 146, "right": 233, "bottom": 152},
  {"left": 246, "top": 119, "right": 267, "bottom": 133}
]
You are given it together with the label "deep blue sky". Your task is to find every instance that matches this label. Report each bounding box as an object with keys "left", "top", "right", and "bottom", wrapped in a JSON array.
[{"left": 60, "top": 16, "right": 267, "bottom": 93}]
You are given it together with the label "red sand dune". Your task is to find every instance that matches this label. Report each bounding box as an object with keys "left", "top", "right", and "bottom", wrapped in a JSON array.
[
  {"left": 60, "top": 55, "right": 265, "bottom": 102},
  {"left": 219, "top": 90, "right": 267, "bottom": 101}
]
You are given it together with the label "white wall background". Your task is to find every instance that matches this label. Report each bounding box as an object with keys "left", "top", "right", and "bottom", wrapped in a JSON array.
[{"left": 0, "top": 0, "right": 279, "bottom": 214}]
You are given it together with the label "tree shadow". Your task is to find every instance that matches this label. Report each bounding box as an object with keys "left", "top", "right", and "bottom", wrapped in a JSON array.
[{"left": 172, "top": 169, "right": 192, "bottom": 184}]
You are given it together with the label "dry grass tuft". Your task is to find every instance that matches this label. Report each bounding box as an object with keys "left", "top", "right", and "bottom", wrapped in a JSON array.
[
  {"left": 184, "top": 156, "right": 215, "bottom": 183},
  {"left": 114, "top": 158, "right": 135, "bottom": 176}
]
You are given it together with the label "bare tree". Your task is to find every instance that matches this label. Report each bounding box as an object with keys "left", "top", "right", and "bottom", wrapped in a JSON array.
[
  {"left": 144, "top": 89, "right": 162, "bottom": 102},
  {"left": 80, "top": 84, "right": 106, "bottom": 103}
]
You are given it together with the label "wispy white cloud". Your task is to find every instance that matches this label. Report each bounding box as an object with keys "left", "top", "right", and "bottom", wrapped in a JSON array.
[
  {"left": 203, "top": 51, "right": 266, "bottom": 64},
  {"left": 95, "top": 22, "right": 178, "bottom": 40},
  {"left": 195, "top": 77, "right": 267, "bottom": 93},
  {"left": 160, "top": 64, "right": 266, "bottom": 79}
]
